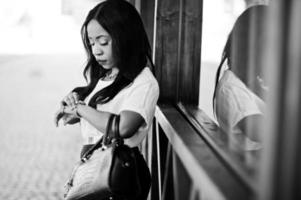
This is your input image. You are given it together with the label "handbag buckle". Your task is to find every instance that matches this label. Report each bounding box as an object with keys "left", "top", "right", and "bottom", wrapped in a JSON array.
[
  {"left": 101, "top": 145, "right": 108, "bottom": 151},
  {"left": 123, "top": 162, "right": 130, "bottom": 168}
]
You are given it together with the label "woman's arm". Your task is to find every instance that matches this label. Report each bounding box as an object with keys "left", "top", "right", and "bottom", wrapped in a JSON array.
[
  {"left": 67, "top": 104, "right": 145, "bottom": 138},
  {"left": 236, "top": 114, "right": 264, "bottom": 142}
]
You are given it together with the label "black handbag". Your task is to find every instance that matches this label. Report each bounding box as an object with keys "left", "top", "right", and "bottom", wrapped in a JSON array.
[{"left": 64, "top": 114, "right": 149, "bottom": 200}]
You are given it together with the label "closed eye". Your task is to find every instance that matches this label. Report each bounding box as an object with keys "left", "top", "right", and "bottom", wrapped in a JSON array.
[
  {"left": 98, "top": 38, "right": 109, "bottom": 46},
  {"left": 100, "top": 41, "right": 108, "bottom": 46}
]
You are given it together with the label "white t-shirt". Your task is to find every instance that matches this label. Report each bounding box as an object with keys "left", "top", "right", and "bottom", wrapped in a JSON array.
[
  {"left": 80, "top": 67, "right": 159, "bottom": 147},
  {"left": 215, "top": 70, "right": 265, "bottom": 151}
]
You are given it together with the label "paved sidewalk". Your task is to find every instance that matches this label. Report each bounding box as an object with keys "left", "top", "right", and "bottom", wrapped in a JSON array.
[{"left": 0, "top": 54, "right": 86, "bottom": 200}]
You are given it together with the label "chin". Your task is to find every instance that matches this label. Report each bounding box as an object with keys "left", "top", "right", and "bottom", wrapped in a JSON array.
[{"left": 101, "top": 65, "right": 113, "bottom": 70}]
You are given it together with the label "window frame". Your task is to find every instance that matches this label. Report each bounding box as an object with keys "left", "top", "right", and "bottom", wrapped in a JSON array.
[{"left": 152, "top": 0, "right": 259, "bottom": 194}]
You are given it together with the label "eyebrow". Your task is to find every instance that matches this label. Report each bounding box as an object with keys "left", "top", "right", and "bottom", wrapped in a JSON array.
[{"left": 88, "top": 35, "right": 109, "bottom": 40}]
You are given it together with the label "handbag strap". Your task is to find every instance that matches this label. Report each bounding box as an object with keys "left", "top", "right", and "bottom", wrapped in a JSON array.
[
  {"left": 81, "top": 114, "right": 116, "bottom": 161},
  {"left": 103, "top": 114, "right": 121, "bottom": 145},
  {"left": 112, "top": 115, "right": 121, "bottom": 140}
]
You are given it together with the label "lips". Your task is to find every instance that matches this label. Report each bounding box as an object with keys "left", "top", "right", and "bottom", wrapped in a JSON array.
[{"left": 97, "top": 60, "right": 106, "bottom": 65}]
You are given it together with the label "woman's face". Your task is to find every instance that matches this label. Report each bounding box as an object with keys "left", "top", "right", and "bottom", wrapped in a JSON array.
[{"left": 87, "top": 19, "right": 115, "bottom": 70}]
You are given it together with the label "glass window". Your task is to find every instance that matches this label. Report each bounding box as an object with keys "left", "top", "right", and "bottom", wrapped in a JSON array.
[{"left": 199, "top": 0, "right": 270, "bottom": 181}]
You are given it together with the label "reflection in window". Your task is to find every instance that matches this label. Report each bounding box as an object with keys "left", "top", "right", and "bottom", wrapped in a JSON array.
[
  {"left": 199, "top": 0, "right": 245, "bottom": 121},
  {"left": 200, "top": 0, "right": 270, "bottom": 176}
]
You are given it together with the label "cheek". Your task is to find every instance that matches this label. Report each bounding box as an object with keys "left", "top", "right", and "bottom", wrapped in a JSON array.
[
  {"left": 90, "top": 45, "right": 99, "bottom": 55},
  {"left": 107, "top": 48, "right": 114, "bottom": 59},
  {"left": 91, "top": 47, "right": 96, "bottom": 55},
  {"left": 108, "top": 43, "right": 114, "bottom": 56}
]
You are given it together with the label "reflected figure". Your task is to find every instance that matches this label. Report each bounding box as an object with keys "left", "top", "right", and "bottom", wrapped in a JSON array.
[{"left": 213, "top": 5, "right": 269, "bottom": 152}]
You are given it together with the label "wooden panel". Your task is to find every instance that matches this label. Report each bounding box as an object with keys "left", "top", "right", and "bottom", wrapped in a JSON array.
[
  {"left": 156, "top": 105, "right": 251, "bottom": 200},
  {"left": 161, "top": 143, "right": 175, "bottom": 200},
  {"left": 173, "top": 152, "right": 192, "bottom": 200},
  {"left": 154, "top": 0, "right": 202, "bottom": 104},
  {"left": 177, "top": 103, "right": 259, "bottom": 192},
  {"left": 154, "top": 0, "right": 180, "bottom": 103},
  {"left": 178, "top": 0, "right": 202, "bottom": 105},
  {"left": 140, "top": 0, "right": 155, "bottom": 49}
]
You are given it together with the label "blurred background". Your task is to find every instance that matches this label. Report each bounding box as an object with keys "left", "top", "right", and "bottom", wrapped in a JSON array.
[
  {"left": 1, "top": 0, "right": 300, "bottom": 200},
  {"left": 0, "top": 0, "right": 99, "bottom": 199}
]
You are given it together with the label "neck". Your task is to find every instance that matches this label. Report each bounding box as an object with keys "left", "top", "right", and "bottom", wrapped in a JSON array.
[
  {"left": 110, "top": 67, "right": 119, "bottom": 76},
  {"left": 103, "top": 67, "right": 119, "bottom": 81}
]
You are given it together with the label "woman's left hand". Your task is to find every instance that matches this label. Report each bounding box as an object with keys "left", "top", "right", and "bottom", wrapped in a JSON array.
[{"left": 54, "top": 104, "right": 79, "bottom": 127}]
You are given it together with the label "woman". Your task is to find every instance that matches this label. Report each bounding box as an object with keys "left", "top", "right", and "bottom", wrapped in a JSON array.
[
  {"left": 213, "top": 5, "right": 269, "bottom": 151},
  {"left": 54, "top": 0, "right": 159, "bottom": 199}
]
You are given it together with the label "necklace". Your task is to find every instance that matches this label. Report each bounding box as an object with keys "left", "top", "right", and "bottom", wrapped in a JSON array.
[{"left": 103, "top": 69, "right": 118, "bottom": 81}]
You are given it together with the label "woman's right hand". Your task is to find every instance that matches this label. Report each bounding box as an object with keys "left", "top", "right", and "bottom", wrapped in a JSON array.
[{"left": 62, "top": 92, "right": 80, "bottom": 108}]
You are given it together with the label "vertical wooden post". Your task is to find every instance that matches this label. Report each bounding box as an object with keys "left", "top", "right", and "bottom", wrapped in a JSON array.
[
  {"left": 177, "top": 0, "right": 203, "bottom": 105},
  {"left": 153, "top": 0, "right": 203, "bottom": 105},
  {"left": 154, "top": 0, "right": 181, "bottom": 104},
  {"left": 140, "top": 0, "right": 156, "bottom": 49},
  {"left": 259, "top": 0, "right": 301, "bottom": 199}
]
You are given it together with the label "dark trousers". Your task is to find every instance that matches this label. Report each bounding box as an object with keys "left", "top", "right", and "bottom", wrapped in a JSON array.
[{"left": 80, "top": 145, "right": 151, "bottom": 200}]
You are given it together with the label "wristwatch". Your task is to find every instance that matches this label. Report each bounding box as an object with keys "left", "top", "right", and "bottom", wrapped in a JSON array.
[{"left": 73, "top": 101, "right": 86, "bottom": 118}]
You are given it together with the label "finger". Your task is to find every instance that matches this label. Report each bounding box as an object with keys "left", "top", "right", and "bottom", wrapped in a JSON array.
[
  {"left": 54, "top": 110, "right": 63, "bottom": 127},
  {"left": 67, "top": 95, "right": 76, "bottom": 108},
  {"left": 63, "top": 96, "right": 70, "bottom": 107},
  {"left": 62, "top": 106, "right": 75, "bottom": 116},
  {"left": 54, "top": 112, "right": 59, "bottom": 127},
  {"left": 72, "top": 92, "right": 79, "bottom": 104},
  {"left": 63, "top": 115, "right": 68, "bottom": 126},
  {"left": 63, "top": 117, "right": 70, "bottom": 126},
  {"left": 55, "top": 106, "right": 66, "bottom": 126},
  {"left": 60, "top": 100, "right": 67, "bottom": 107},
  {"left": 65, "top": 96, "right": 75, "bottom": 107},
  {"left": 63, "top": 114, "right": 75, "bottom": 126}
]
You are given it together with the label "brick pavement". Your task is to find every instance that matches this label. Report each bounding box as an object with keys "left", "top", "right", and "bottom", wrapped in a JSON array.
[{"left": 0, "top": 54, "right": 87, "bottom": 200}]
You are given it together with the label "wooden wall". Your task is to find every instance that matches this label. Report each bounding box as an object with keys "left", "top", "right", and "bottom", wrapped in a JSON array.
[{"left": 153, "top": 0, "right": 202, "bottom": 105}]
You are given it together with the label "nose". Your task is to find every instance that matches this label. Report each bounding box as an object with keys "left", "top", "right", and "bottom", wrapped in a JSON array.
[{"left": 92, "top": 43, "right": 103, "bottom": 57}]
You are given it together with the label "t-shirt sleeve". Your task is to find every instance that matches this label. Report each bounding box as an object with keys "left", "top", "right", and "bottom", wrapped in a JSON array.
[
  {"left": 216, "top": 85, "right": 263, "bottom": 130},
  {"left": 120, "top": 81, "right": 159, "bottom": 130}
]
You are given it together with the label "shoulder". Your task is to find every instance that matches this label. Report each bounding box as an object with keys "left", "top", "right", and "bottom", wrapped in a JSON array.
[
  {"left": 216, "top": 70, "right": 265, "bottom": 128},
  {"left": 217, "top": 70, "right": 251, "bottom": 99},
  {"left": 135, "top": 67, "right": 158, "bottom": 83},
  {"left": 218, "top": 70, "right": 242, "bottom": 88},
  {"left": 131, "top": 67, "right": 159, "bottom": 91}
]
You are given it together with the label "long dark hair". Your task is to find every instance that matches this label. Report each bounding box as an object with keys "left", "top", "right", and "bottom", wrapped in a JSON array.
[
  {"left": 212, "top": 5, "right": 268, "bottom": 114},
  {"left": 72, "top": 0, "right": 154, "bottom": 107}
]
